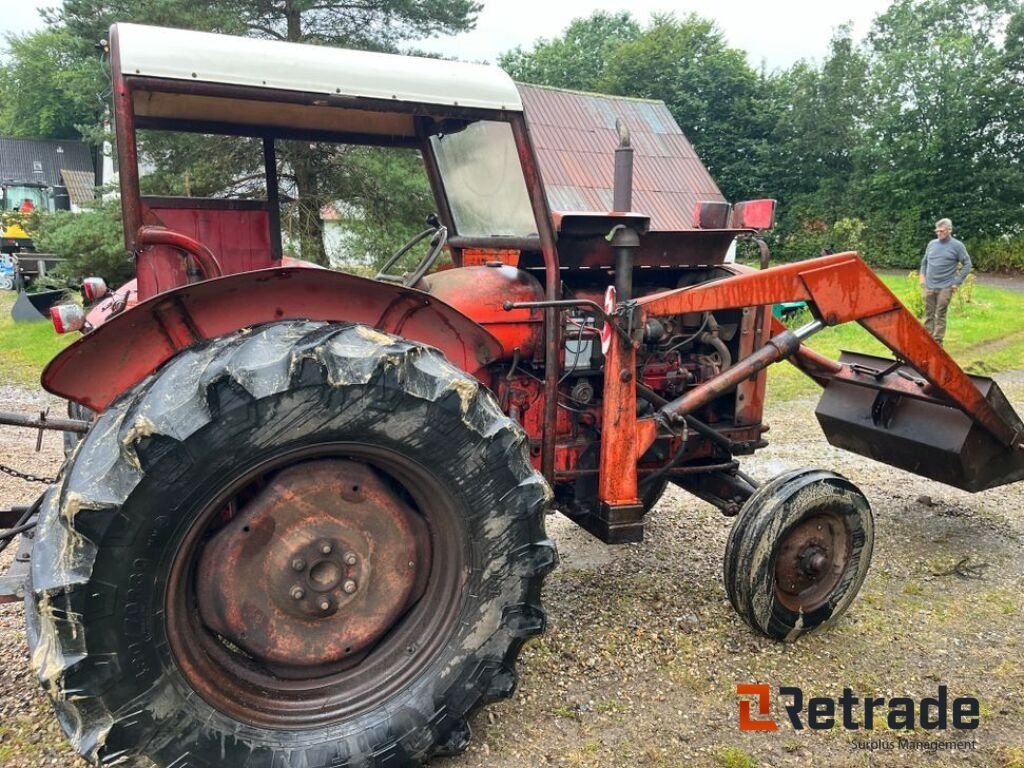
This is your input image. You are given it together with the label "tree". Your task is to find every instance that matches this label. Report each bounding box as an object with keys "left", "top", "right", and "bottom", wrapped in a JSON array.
[
  {"left": 53, "top": 0, "right": 479, "bottom": 53},
  {"left": 766, "top": 29, "right": 871, "bottom": 260},
  {"left": 34, "top": 199, "right": 135, "bottom": 285},
  {"left": 499, "top": 12, "right": 775, "bottom": 202},
  {"left": 0, "top": 29, "right": 104, "bottom": 138},
  {"left": 4, "top": 0, "right": 479, "bottom": 268},
  {"left": 602, "top": 14, "right": 776, "bottom": 200},
  {"left": 857, "top": 0, "right": 1024, "bottom": 262},
  {"left": 769, "top": 30, "right": 868, "bottom": 216},
  {"left": 499, "top": 12, "right": 641, "bottom": 92},
  {"left": 327, "top": 146, "right": 433, "bottom": 265}
]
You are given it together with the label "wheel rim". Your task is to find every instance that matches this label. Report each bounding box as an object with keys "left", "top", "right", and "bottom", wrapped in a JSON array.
[
  {"left": 165, "top": 442, "right": 465, "bottom": 728},
  {"left": 773, "top": 512, "right": 851, "bottom": 613}
]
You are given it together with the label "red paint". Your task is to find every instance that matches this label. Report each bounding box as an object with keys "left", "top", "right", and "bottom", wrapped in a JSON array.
[
  {"left": 137, "top": 203, "right": 273, "bottom": 299},
  {"left": 729, "top": 199, "right": 776, "bottom": 230},
  {"left": 137, "top": 225, "right": 223, "bottom": 282},
  {"left": 43, "top": 268, "right": 504, "bottom": 411},
  {"left": 597, "top": 327, "right": 641, "bottom": 506},
  {"left": 418, "top": 265, "right": 545, "bottom": 360},
  {"left": 638, "top": 252, "right": 1018, "bottom": 447}
]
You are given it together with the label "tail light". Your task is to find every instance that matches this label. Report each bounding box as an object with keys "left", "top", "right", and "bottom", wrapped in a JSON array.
[
  {"left": 50, "top": 303, "right": 86, "bottom": 334},
  {"left": 82, "top": 277, "right": 108, "bottom": 301}
]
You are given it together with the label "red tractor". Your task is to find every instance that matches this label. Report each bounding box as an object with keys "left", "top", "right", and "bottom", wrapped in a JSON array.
[{"left": 2, "top": 22, "right": 1023, "bottom": 768}]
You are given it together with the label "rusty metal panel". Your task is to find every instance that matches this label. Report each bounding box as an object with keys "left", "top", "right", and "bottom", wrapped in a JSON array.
[
  {"left": 518, "top": 84, "right": 725, "bottom": 230},
  {"left": 196, "top": 460, "right": 429, "bottom": 666}
]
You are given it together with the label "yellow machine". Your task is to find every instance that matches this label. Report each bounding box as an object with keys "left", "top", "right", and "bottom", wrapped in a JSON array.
[{"left": 0, "top": 182, "right": 58, "bottom": 252}]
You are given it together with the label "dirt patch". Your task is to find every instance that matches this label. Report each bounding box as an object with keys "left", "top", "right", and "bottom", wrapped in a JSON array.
[
  {"left": 1, "top": 380, "right": 1023, "bottom": 767},
  {"left": 959, "top": 330, "right": 1024, "bottom": 374}
]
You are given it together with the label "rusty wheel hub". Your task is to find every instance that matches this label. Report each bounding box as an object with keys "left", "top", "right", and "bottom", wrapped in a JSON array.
[
  {"left": 196, "top": 459, "right": 430, "bottom": 668},
  {"left": 774, "top": 513, "right": 850, "bottom": 613}
]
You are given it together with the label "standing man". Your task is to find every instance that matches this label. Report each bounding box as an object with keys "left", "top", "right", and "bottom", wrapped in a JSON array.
[{"left": 919, "top": 218, "right": 972, "bottom": 345}]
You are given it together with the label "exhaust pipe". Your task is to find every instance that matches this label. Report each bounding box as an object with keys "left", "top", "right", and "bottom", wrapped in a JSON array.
[
  {"left": 611, "top": 119, "right": 638, "bottom": 302},
  {"left": 613, "top": 119, "right": 633, "bottom": 213}
]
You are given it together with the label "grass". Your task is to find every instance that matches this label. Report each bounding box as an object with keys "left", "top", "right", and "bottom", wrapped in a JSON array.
[
  {"left": 1001, "top": 746, "right": 1024, "bottom": 768},
  {"left": 715, "top": 746, "right": 758, "bottom": 768},
  {"left": 767, "top": 272, "right": 1024, "bottom": 401},
  {"left": 0, "top": 289, "right": 76, "bottom": 387},
  {"left": 0, "top": 270, "right": 1022, "bottom": 396}
]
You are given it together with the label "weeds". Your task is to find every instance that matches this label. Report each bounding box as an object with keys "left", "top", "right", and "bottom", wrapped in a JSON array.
[
  {"left": 715, "top": 746, "right": 758, "bottom": 768},
  {"left": 954, "top": 272, "right": 977, "bottom": 314}
]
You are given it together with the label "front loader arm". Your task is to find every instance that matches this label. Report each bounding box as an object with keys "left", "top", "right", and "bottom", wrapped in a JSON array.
[
  {"left": 588, "top": 252, "right": 1024, "bottom": 507},
  {"left": 638, "top": 252, "right": 1022, "bottom": 450}
]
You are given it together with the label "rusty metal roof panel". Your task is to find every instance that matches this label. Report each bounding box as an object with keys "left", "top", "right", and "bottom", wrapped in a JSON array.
[
  {"left": 519, "top": 83, "right": 725, "bottom": 231},
  {"left": 60, "top": 168, "right": 98, "bottom": 207},
  {"left": 549, "top": 185, "right": 613, "bottom": 212}
]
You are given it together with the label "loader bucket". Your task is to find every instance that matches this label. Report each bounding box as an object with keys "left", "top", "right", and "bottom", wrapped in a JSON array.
[
  {"left": 11, "top": 287, "right": 62, "bottom": 323},
  {"left": 815, "top": 352, "right": 1024, "bottom": 492}
]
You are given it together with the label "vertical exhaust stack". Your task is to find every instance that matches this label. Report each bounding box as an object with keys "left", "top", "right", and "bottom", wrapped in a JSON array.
[
  {"left": 613, "top": 119, "right": 633, "bottom": 213},
  {"left": 611, "top": 119, "right": 639, "bottom": 302}
]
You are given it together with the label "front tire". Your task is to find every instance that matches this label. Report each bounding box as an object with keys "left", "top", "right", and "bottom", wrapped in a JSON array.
[
  {"left": 26, "top": 321, "right": 556, "bottom": 767},
  {"left": 723, "top": 469, "right": 873, "bottom": 641}
]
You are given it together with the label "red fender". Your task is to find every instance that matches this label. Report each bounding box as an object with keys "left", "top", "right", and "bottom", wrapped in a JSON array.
[{"left": 43, "top": 267, "right": 505, "bottom": 412}]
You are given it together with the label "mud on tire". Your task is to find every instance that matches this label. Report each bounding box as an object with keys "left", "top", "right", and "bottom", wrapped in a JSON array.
[
  {"left": 723, "top": 468, "right": 873, "bottom": 641},
  {"left": 26, "top": 321, "right": 556, "bottom": 767}
]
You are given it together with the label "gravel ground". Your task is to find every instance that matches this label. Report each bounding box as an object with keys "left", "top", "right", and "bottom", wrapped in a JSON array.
[
  {"left": 0, "top": 387, "right": 74, "bottom": 767},
  {"left": 1, "top": 379, "right": 1023, "bottom": 768}
]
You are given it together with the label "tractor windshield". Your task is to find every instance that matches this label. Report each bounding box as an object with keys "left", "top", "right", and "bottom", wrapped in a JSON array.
[
  {"left": 2, "top": 185, "right": 48, "bottom": 212},
  {"left": 431, "top": 121, "right": 537, "bottom": 238}
]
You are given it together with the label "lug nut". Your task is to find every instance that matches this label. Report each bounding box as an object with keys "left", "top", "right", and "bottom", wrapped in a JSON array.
[
  {"left": 320, "top": 542, "right": 333, "bottom": 555},
  {"left": 342, "top": 579, "right": 357, "bottom": 594},
  {"left": 319, "top": 599, "right": 332, "bottom": 611},
  {"left": 290, "top": 586, "right": 305, "bottom": 600},
  {"left": 291, "top": 557, "right": 306, "bottom": 572},
  {"left": 344, "top": 552, "right": 358, "bottom": 566}
]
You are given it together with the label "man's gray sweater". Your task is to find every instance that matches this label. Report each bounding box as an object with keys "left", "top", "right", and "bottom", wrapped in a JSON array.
[{"left": 921, "top": 237, "right": 972, "bottom": 290}]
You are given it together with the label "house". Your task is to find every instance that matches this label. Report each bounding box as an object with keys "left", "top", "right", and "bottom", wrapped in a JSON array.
[{"left": 0, "top": 137, "right": 99, "bottom": 213}]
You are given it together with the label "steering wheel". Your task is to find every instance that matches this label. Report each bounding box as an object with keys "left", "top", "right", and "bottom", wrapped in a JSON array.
[{"left": 374, "top": 215, "right": 448, "bottom": 288}]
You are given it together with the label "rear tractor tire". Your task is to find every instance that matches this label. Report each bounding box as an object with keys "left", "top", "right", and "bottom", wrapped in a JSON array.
[
  {"left": 26, "top": 320, "right": 556, "bottom": 767},
  {"left": 723, "top": 469, "right": 873, "bottom": 641}
]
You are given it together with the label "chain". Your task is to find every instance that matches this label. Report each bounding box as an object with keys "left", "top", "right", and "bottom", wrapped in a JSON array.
[{"left": 0, "top": 462, "right": 56, "bottom": 485}]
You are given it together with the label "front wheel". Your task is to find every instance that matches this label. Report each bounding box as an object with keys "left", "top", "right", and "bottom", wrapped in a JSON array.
[
  {"left": 723, "top": 469, "right": 873, "bottom": 641},
  {"left": 26, "top": 321, "right": 556, "bottom": 767}
]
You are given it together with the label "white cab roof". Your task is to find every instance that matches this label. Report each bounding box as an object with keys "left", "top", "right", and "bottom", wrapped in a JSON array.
[{"left": 114, "top": 23, "right": 523, "bottom": 112}]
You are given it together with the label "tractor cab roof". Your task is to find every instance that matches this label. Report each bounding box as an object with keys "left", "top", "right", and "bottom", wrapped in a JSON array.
[{"left": 113, "top": 23, "right": 522, "bottom": 142}]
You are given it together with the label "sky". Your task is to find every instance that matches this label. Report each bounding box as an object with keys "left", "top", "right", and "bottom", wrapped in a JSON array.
[{"left": 3, "top": 0, "right": 895, "bottom": 72}]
